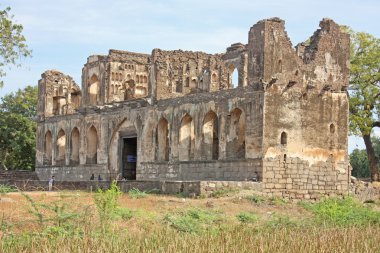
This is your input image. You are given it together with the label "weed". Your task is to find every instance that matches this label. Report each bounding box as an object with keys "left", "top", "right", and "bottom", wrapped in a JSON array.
[
  {"left": 210, "top": 187, "right": 239, "bottom": 198},
  {"left": 164, "top": 208, "right": 224, "bottom": 234},
  {"left": 0, "top": 184, "right": 18, "bottom": 193},
  {"left": 236, "top": 212, "right": 259, "bottom": 223},
  {"left": 128, "top": 188, "right": 148, "bottom": 199},
  {"left": 268, "top": 197, "right": 288, "bottom": 206},
  {"left": 93, "top": 180, "right": 122, "bottom": 226},
  {"left": 304, "top": 197, "right": 380, "bottom": 226},
  {"left": 266, "top": 214, "right": 298, "bottom": 228},
  {"left": 245, "top": 194, "right": 265, "bottom": 204}
]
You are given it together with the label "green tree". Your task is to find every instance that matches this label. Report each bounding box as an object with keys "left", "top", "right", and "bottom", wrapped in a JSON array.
[
  {"left": 350, "top": 149, "right": 370, "bottom": 178},
  {"left": 0, "top": 6, "right": 32, "bottom": 87},
  {"left": 348, "top": 29, "right": 380, "bottom": 181},
  {"left": 0, "top": 85, "right": 37, "bottom": 170}
]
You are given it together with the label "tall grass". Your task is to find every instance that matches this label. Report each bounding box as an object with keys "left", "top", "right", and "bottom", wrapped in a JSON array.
[{"left": 1, "top": 187, "right": 380, "bottom": 253}]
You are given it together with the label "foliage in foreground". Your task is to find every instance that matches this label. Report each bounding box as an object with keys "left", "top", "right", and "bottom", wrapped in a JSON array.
[
  {"left": 302, "top": 197, "right": 380, "bottom": 226},
  {"left": 0, "top": 184, "right": 18, "bottom": 193},
  {"left": 1, "top": 186, "right": 380, "bottom": 252}
]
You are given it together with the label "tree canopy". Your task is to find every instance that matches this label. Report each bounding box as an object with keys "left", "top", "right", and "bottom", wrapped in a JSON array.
[
  {"left": 0, "top": 6, "right": 32, "bottom": 88},
  {"left": 348, "top": 29, "right": 380, "bottom": 181},
  {"left": 0, "top": 85, "right": 37, "bottom": 170}
]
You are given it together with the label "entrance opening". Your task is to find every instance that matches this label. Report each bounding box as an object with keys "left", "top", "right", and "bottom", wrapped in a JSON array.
[{"left": 122, "top": 137, "right": 137, "bottom": 180}]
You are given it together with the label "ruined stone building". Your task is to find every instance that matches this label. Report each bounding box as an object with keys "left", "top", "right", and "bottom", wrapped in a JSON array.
[{"left": 35, "top": 18, "right": 350, "bottom": 198}]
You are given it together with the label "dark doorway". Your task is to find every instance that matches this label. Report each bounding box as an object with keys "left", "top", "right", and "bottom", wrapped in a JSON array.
[{"left": 122, "top": 137, "right": 137, "bottom": 180}]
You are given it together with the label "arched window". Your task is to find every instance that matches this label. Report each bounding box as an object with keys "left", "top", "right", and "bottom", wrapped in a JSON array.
[
  {"left": 227, "top": 108, "right": 245, "bottom": 158},
  {"left": 44, "top": 131, "right": 52, "bottom": 165},
  {"left": 56, "top": 129, "right": 66, "bottom": 165},
  {"left": 190, "top": 79, "right": 197, "bottom": 89},
  {"left": 281, "top": 132, "right": 287, "bottom": 145},
  {"left": 136, "top": 75, "right": 140, "bottom": 83},
  {"left": 157, "top": 117, "right": 169, "bottom": 161},
  {"left": 88, "top": 74, "right": 99, "bottom": 106},
  {"left": 278, "top": 59, "right": 283, "bottom": 73},
  {"left": 203, "top": 111, "right": 219, "bottom": 160},
  {"left": 212, "top": 73, "right": 218, "bottom": 83},
  {"left": 70, "top": 127, "right": 80, "bottom": 165},
  {"left": 330, "top": 123, "right": 335, "bottom": 134},
  {"left": 179, "top": 114, "right": 194, "bottom": 161},
  {"left": 86, "top": 126, "right": 98, "bottom": 164}
]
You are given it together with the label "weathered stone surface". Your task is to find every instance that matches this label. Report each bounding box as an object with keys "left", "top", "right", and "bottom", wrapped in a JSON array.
[{"left": 35, "top": 18, "right": 350, "bottom": 199}]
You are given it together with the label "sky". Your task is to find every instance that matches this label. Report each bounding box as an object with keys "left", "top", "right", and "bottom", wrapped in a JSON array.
[{"left": 1, "top": 0, "right": 379, "bottom": 153}]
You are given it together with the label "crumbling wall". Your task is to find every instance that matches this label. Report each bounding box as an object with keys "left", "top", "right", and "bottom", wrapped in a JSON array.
[
  {"left": 247, "top": 18, "right": 350, "bottom": 93},
  {"left": 152, "top": 49, "right": 233, "bottom": 100},
  {"left": 37, "top": 70, "right": 81, "bottom": 119},
  {"left": 257, "top": 18, "right": 350, "bottom": 199},
  {"left": 35, "top": 17, "right": 350, "bottom": 199}
]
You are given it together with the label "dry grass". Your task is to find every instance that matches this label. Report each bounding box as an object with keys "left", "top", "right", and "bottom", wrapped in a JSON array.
[{"left": 1, "top": 190, "right": 379, "bottom": 253}]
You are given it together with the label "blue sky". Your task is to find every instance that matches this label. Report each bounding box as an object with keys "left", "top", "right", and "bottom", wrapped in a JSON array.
[{"left": 1, "top": 0, "right": 379, "bottom": 152}]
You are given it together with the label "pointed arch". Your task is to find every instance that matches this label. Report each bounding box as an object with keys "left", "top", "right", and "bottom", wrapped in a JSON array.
[
  {"left": 281, "top": 132, "right": 287, "bottom": 145},
  {"left": 70, "top": 127, "right": 80, "bottom": 165},
  {"left": 179, "top": 114, "right": 194, "bottom": 161},
  {"left": 203, "top": 111, "right": 219, "bottom": 160},
  {"left": 88, "top": 74, "right": 99, "bottom": 106},
  {"left": 227, "top": 108, "right": 246, "bottom": 158},
  {"left": 86, "top": 125, "right": 98, "bottom": 164},
  {"left": 44, "top": 130, "right": 52, "bottom": 165},
  {"left": 156, "top": 117, "right": 169, "bottom": 161},
  {"left": 56, "top": 129, "right": 66, "bottom": 165}
]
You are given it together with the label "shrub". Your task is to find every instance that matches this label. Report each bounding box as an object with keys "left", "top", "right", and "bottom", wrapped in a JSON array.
[
  {"left": 210, "top": 187, "right": 239, "bottom": 198},
  {"left": 266, "top": 214, "right": 298, "bottom": 228},
  {"left": 93, "top": 180, "right": 122, "bottom": 224},
  {"left": 245, "top": 194, "right": 265, "bottom": 204},
  {"left": 164, "top": 208, "right": 224, "bottom": 234},
  {"left": 236, "top": 212, "right": 259, "bottom": 223},
  {"left": 128, "top": 188, "right": 147, "bottom": 199},
  {"left": 0, "top": 184, "right": 18, "bottom": 193},
  {"left": 305, "top": 197, "right": 380, "bottom": 226}
]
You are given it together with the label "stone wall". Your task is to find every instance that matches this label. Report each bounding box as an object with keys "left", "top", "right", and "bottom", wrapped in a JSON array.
[
  {"left": 34, "top": 17, "right": 351, "bottom": 199},
  {"left": 139, "top": 159, "right": 262, "bottom": 181},
  {"left": 36, "top": 164, "right": 108, "bottom": 181},
  {"left": 263, "top": 156, "right": 350, "bottom": 199}
]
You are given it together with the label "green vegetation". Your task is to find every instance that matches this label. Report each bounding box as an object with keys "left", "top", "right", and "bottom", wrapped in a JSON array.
[
  {"left": 236, "top": 212, "right": 259, "bottom": 223},
  {"left": 347, "top": 27, "right": 380, "bottom": 181},
  {"left": 210, "top": 187, "right": 239, "bottom": 198},
  {"left": 0, "top": 184, "right": 17, "bottom": 193},
  {"left": 164, "top": 208, "right": 224, "bottom": 234},
  {"left": 0, "top": 6, "right": 32, "bottom": 88},
  {"left": 128, "top": 188, "right": 148, "bottom": 199},
  {"left": 245, "top": 194, "right": 265, "bottom": 204},
  {"left": 350, "top": 136, "right": 380, "bottom": 178},
  {"left": 0, "top": 186, "right": 380, "bottom": 252},
  {"left": 303, "top": 197, "right": 380, "bottom": 226},
  {"left": 0, "top": 85, "right": 37, "bottom": 170}
]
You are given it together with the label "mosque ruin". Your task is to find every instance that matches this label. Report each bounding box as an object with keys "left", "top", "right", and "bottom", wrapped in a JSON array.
[{"left": 35, "top": 18, "right": 350, "bottom": 198}]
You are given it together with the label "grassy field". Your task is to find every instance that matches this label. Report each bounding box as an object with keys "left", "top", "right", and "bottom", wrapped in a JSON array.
[{"left": 1, "top": 183, "right": 380, "bottom": 253}]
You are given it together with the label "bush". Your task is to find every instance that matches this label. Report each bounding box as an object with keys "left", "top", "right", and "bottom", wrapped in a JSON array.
[
  {"left": 245, "top": 194, "right": 265, "bottom": 204},
  {"left": 164, "top": 208, "right": 224, "bottom": 234},
  {"left": 304, "top": 197, "right": 380, "bottom": 226},
  {"left": 128, "top": 188, "right": 147, "bottom": 199},
  {"left": 210, "top": 187, "right": 239, "bottom": 198},
  {"left": 236, "top": 212, "right": 259, "bottom": 223},
  {"left": 0, "top": 184, "right": 18, "bottom": 193},
  {"left": 93, "top": 181, "right": 122, "bottom": 224}
]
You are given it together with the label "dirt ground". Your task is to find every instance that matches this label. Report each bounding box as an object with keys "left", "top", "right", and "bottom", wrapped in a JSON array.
[{"left": 0, "top": 190, "right": 310, "bottom": 228}]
